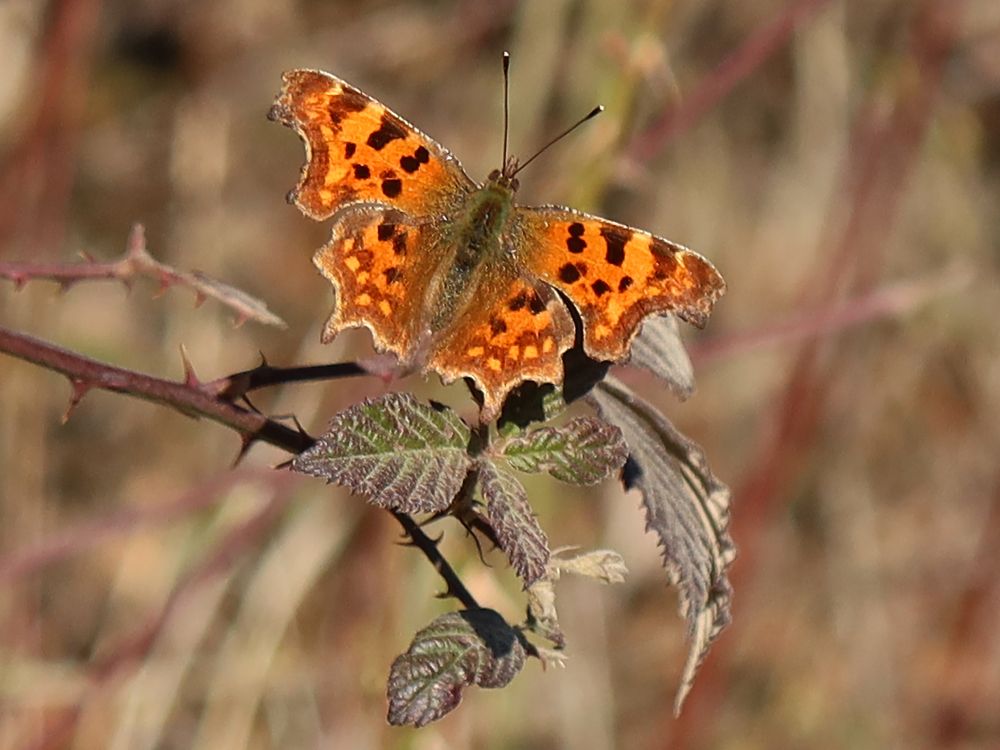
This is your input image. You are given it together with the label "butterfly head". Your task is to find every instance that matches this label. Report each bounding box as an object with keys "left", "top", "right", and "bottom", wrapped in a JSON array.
[{"left": 487, "top": 157, "right": 521, "bottom": 193}]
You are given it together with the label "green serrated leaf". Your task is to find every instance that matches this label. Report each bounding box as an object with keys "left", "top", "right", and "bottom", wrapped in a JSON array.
[
  {"left": 502, "top": 416, "right": 627, "bottom": 485},
  {"left": 292, "top": 393, "right": 472, "bottom": 513},
  {"left": 386, "top": 609, "right": 527, "bottom": 727},
  {"left": 479, "top": 461, "right": 550, "bottom": 586}
]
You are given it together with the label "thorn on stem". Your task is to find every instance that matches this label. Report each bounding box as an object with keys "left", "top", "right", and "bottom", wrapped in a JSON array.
[
  {"left": 233, "top": 432, "right": 257, "bottom": 466},
  {"left": 179, "top": 345, "right": 201, "bottom": 387},
  {"left": 63, "top": 379, "right": 92, "bottom": 423},
  {"left": 241, "top": 394, "right": 262, "bottom": 415},
  {"left": 288, "top": 413, "right": 310, "bottom": 438},
  {"left": 125, "top": 223, "right": 148, "bottom": 259}
]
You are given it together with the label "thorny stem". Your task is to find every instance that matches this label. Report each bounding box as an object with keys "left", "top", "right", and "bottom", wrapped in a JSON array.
[
  {"left": 0, "top": 223, "right": 285, "bottom": 328},
  {"left": 214, "top": 360, "right": 368, "bottom": 400},
  {"left": 0, "top": 323, "right": 480, "bottom": 609},
  {"left": 0, "top": 325, "right": 312, "bottom": 453},
  {"left": 393, "top": 511, "right": 479, "bottom": 609}
]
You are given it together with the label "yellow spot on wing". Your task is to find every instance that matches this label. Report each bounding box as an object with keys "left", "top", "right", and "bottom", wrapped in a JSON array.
[
  {"left": 487, "top": 357, "right": 502, "bottom": 371},
  {"left": 523, "top": 345, "right": 538, "bottom": 360},
  {"left": 507, "top": 345, "right": 520, "bottom": 360},
  {"left": 325, "top": 164, "right": 348, "bottom": 186},
  {"left": 467, "top": 346, "right": 485, "bottom": 357},
  {"left": 542, "top": 337, "right": 554, "bottom": 353},
  {"left": 345, "top": 256, "right": 360, "bottom": 272},
  {"left": 356, "top": 293, "right": 371, "bottom": 306},
  {"left": 378, "top": 300, "right": 392, "bottom": 316}
]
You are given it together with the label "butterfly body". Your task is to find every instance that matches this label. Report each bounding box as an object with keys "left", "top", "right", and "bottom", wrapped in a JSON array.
[
  {"left": 430, "top": 176, "right": 517, "bottom": 329},
  {"left": 270, "top": 69, "right": 725, "bottom": 419}
]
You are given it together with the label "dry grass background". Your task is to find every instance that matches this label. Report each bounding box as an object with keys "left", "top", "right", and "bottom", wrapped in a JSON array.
[{"left": 1, "top": 0, "right": 999, "bottom": 748}]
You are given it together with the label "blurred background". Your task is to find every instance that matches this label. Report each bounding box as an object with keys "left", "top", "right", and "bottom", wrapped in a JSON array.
[{"left": 1, "top": 0, "right": 998, "bottom": 748}]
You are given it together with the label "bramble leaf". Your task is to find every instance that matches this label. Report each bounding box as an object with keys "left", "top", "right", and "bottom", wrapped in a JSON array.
[
  {"left": 387, "top": 608, "right": 527, "bottom": 727},
  {"left": 502, "top": 416, "right": 627, "bottom": 485},
  {"left": 630, "top": 315, "right": 695, "bottom": 400},
  {"left": 525, "top": 548, "right": 629, "bottom": 648},
  {"left": 479, "top": 461, "right": 550, "bottom": 586},
  {"left": 589, "top": 377, "right": 735, "bottom": 715},
  {"left": 292, "top": 393, "right": 472, "bottom": 513},
  {"left": 552, "top": 548, "right": 629, "bottom": 584}
]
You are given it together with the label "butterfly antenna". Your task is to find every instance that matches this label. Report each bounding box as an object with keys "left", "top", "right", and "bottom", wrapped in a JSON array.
[
  {"left": 502, "top": 51, "right": 511, "bottom": 168},
  {"left": 512, "top": 105, "right": 604, "bottom": 177}
]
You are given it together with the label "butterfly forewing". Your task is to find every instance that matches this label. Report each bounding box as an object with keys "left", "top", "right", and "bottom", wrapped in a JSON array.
[
  {"left": 516, "top": 207, "right": 726, "bottom": 362},
  {"left": 269, "top": 69, "right": 475, "bottom": 220}
]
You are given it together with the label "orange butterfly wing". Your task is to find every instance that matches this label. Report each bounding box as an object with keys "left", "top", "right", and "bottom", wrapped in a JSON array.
[
  {"left": 268, "top": 69, "right": 474, "bottom": 219},
  {"left": 429, "top": 275, "right": 576, "bottom": 420},
  {"left": 313, "top": 207, "right": 443, "bottom": 365},
  {"left": 517, "top": 207, "right": 725, "bottom": 362}
]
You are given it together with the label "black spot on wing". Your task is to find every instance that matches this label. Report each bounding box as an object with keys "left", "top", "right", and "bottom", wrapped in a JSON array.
[
  {"left": 400, "top": 146, "right": 431, "bottom": 174},
  {"left": 528, "top": 294, "right": 546, "bottom": 315},
  {"left": 377, "top": 223, "right": 395, "bottom": 241},
  {"left": 392, "top": 231, "right": 408, "bottom": 256},
  {"left": 352, "top": 163, "right": 370, "bottom": 180},
  {"left": 344, "top": 142, "right": 356, "bottom": 158},
  {"left": 366, "top": 114, "right": 407, "bottom": 150},
  {"left": 383, "top": 267, "right": 400, "bottom": 284},
  {"left": 618, "top": 276, "right": 633, "bottom": 292},
  {"left": 489, "top": 318, "right": 508, "bottom": 336},
  {"left": 564, "top": 221, "right": 587, "bottom": 253},
  {"left": 381, "top": 178, "right": 402, "bottom": 198},
  {"left": 508, "top": 291, "right": 528, "bottom": 311},
  {"left": 591, "top": 280, "right": 611, "bottom": 297},
  {"left": 558, "top": 263, "right": 581, "bottom": 284},
  {"left": 600, "top": 226, "right": 629, "bottom": 266}
]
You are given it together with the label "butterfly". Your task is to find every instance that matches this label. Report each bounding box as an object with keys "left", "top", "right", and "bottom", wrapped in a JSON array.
[{"left": 268, "top": 65, "right": 725, "bottom": 420}]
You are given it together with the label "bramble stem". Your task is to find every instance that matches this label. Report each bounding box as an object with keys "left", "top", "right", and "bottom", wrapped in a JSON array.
[
  {"left": 0, "top": 223, "right": 285, "bottom": 328},
  {"left": 0, "top": 323, "right": 479, "bottom": 608}
]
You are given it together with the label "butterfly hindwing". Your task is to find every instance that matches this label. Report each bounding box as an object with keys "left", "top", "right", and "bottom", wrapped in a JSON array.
[
  {"left": 314, "top": 207, "right": 445, "bottom": 365},
  {"left": 430, "top": 275, "right": 576, "bottom": 420},
  {"left": 517, "top": 207, "right": 726, "bottom": 362}
]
